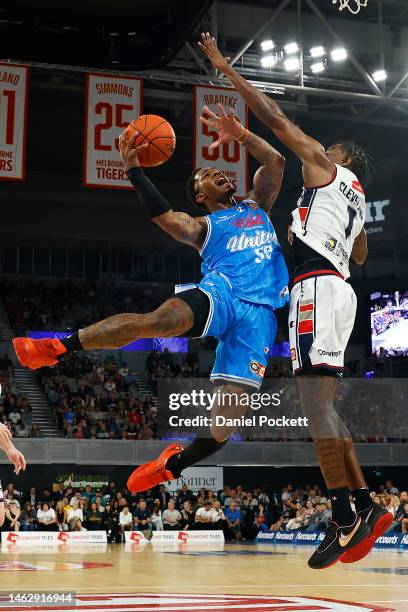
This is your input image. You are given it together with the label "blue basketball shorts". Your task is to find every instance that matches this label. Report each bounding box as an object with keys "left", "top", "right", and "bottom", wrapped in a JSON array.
[{"left": 175, "top": 273, "right": 277, "bottom": 389}]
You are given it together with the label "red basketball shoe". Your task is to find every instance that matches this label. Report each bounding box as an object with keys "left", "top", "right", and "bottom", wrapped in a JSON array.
[
  {"left": 341, "top": 503, "right": 394, "bottom": 564},
  {"left": 127, "top": 443, "right": 184, "bottom": 493},
  {"left": 13, "top": 337, "right": 67, "bottom": 370}
]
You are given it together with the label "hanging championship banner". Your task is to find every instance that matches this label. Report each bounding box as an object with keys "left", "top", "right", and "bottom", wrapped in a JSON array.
[
  {"left": 84, "top": 73, "right": 142, "bottom": 189},
  {"left": 0, "top": 63, "right": 29, "bottom": 181},
  {"left": 193, "top": 85, "right": 248, "bottom": 199}
]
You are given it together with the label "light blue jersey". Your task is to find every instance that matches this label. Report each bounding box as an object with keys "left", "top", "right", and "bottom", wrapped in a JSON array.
[
  {"left": 200, "top": 200, "right": 289, "bottom": 309},
  {"left": 175, "top": 199, "right": 289, "bottom": 388}
]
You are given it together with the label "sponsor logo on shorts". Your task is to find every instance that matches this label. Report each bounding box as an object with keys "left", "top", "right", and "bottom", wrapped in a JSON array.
[
  {"left": 264, "top": 347, "right": 269, "bottom": 354},
  {"left": 249, "top": 360, "right": 265, "bottom": 377},
  {"left": 317, "top": 349, "right": 342, "bottom": 357},
  {"left": 290, "top": 348, "right": 296, "bottom": 362},
  {"left": 325, "top": 236, "right": 337, "bottom": 252},
  {"left": 289, "top": 321, "right": 295, "bottom": 328}
]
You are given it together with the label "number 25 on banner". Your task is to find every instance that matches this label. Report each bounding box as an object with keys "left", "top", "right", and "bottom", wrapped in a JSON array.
[
  {"left": 84, "top": 74, "right": 142, "bottom": 189},
  {"left": 94, "top": 102, "right": 133, "bottom": 152},
  {"left": 193, "top": 85, "right": 248, "bottom": 199},
  {"left": 0, "top": 63, "right": 29, "bottom": 181}
]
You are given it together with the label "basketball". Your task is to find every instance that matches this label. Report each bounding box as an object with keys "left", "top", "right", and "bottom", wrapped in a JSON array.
[{"left": 125, "top": 114, "right": 176, "bottom": 168}]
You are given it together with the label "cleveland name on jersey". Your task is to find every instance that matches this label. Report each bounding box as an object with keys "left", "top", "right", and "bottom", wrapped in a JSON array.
[
  {"left": 200, "top": 200, "right": 289, "bottom": 309},
  {"left": 291, "top": 164, "right": 366, "bottom": 279}
]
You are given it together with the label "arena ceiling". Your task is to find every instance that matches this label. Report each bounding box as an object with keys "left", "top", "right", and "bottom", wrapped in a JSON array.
[
  {"left": 0, "top": 0, "right": 214, "bottom": 69},
  {"left": 1, "top": 0, "right": 407, "bottom": 128}
]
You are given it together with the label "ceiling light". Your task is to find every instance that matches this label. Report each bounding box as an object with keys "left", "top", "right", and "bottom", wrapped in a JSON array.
[
  {"left": 331, "top": 47, "right": 347, "bottom": 62},
  {"left": 310, "top": 46, "right": 325, "bottom": 58},
  {"left": 284, "top": 57, "right": 300, "bottom": 71},
  {"left": 284, "top": 42, "right": 299, "bottom": 55},
  {"left": 261, "top": 39, "right": 275, "bottom": 52},
  {"left": 261, "top": 54, "right": 278, "bottom": 68},
  {"left": 311, "top": 61, "right": 325, "bottom": 74},
  {"left": 372, "top": 69, "right": 387, "bottom": 82}
]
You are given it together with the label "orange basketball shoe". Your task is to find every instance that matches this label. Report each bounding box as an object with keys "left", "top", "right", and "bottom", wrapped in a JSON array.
[
  {"left": 341, "top": 503, "right": 394, "bottom": 564},
  {"left": 13, "top": 337, "right": 67, "bottom": 370},
  {"left": 127, "top": 443, "right": 184, "bottom": 493}
]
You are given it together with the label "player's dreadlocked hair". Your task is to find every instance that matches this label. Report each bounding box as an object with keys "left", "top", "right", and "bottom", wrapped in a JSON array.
[
  {"left": 185, "top": 168, "right": 207, "bottom": 210},
  {"left": 334, "top": 141, "right": 375, "bottom": 188}
]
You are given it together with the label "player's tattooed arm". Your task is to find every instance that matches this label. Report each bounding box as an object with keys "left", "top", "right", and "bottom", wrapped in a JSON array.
[
  {"left": 244, "top": 132, "right": 285, "bottom": 213},
  {"left": 198, "top": 33, "right": 333, "bottom": 185},
  {"left": 351, "top": 227, "right": 368, "bottom": 265},
  {"left": 153, "top": 211, "right": 207, "bottom": 250}
]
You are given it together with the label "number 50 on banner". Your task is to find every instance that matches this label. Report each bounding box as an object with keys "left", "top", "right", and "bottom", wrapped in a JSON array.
[
  {"left": 193, "top": 85, "right": 248, "bottom": 200},
  {"left": 84, "top": 73, "right": 142, "bottom": 189}
]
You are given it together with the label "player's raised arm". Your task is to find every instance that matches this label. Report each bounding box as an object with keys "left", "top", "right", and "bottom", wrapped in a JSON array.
[
  {"left": 119, "top": 131, "right": 206, "bottom": 250},
  {"left": 198, "top": 33, "right": 333, "bottom": 187},
  {"left": 201, "top": 104, "right": 285, "bottom": 213}
]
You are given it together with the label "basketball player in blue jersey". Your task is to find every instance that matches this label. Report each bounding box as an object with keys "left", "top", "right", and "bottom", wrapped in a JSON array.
[
  {"left": 13, "top": 106, "right": 289, "bottom": 491},
  {"left": 199, "top": 32, "right": 392, "bottom": 569}
]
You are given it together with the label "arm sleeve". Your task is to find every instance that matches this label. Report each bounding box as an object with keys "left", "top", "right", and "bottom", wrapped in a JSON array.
[{"left": 126, "top": 167, "right": 172, "bottom": 218}]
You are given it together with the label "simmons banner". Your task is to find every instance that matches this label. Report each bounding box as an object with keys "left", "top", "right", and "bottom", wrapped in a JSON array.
[
  {"left": 84, "top": 73, "right": 142, "bottom": 189},
  {"left": 0, "top": 63, "right": 29, "bottom": 181},
  {"left": 193, "top": 85, "right": 248, "bottom": 199}
]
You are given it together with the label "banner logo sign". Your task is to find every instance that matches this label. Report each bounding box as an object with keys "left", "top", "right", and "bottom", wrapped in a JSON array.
[
  {"left": 193, "top": 86, "right": 248, "bottom": 199},
  {"left": 1, "top": 531, "right": 107, "bottom": 547},
  {"left": 84, "top": 73, "right": 142, "bottom": 189},
  {"left": 124, "top": 530, "right": 224, "bottom": 544},
  {"left": 256, "top": 529, "right": 408, "bottom": 550},
  {"left": 0, "top": 63, "right": 29, "bottom": 181}
]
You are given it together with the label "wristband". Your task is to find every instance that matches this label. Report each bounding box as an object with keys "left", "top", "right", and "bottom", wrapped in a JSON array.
[
  {"left": 126, "top": 167, "right": 172, "bottom": 218},
  {"left": 236, "top": 127, "right": 250, "bottom": 145}
]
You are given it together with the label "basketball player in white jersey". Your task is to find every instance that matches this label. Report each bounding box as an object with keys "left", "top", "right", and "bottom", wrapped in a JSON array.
[{"left": 199, "top": 32, "right": 393, "bottom": 569}]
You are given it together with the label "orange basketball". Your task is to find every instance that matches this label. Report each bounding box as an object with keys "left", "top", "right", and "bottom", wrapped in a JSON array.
[{"left": 125, "top": 114, "right": 176, "bottom": 168}]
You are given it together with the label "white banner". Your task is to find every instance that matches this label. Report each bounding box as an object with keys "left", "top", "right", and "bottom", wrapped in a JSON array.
[
  {"left": 124, "top": 530, "right": 224, "bottom": 544},
  {"left": 0, "top": 63, "right": 29, "bottom": 181},
  {"left": 84, "top": 73, "right": 142, "bottom": 189},
  {"left": 193, "top": 85, "right": 248, "bottom": 199},
  {"left": 1, "top": 530, "right": 107, "bottom": 547},
  {"left": 166, "top": 466, "right": 223, "bottom": 493}
]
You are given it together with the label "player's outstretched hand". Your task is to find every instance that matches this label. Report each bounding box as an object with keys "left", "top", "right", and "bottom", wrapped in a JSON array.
[
  {"left": 201, "top": 103, "right": 243, "bottom": 150},
  {"left": 198, "top": 32, "right": 231, "bottom": 74},
  {"left": 118, "top": 129, "right": 149, "bottom": 171},
  {"left": 0, "top": 422, "right": 26, "bottom": 475},
  {"left": 6, "top": 445, "right": 26, "bottom": 475}
]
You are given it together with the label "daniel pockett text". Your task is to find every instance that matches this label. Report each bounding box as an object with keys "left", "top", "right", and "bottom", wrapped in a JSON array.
[{"left": 157, "top": 380, "right": 310, "bottom": 439}]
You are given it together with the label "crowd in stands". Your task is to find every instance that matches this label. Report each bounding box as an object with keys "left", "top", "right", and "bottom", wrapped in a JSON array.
[
  {"left": 1, "top": 276, "right": 407, "bottom": 443},
  {"left": 39, "top": 354, "right": 157, "bottom": 440},
  {"left": 2, "top": 478, "right": 407, "bottom": 541},
  {"left": 1, "top": 279, "right": 166, "bottom": 336},
  {"left": 0, "top": 354, "right": 41, "bottom": 438},
  {"left": 146, "top": 350, "right": 200, "bottom": 392}
]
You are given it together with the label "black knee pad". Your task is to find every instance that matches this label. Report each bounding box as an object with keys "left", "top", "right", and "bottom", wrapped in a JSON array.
[{"left": 172, "top": 288, "right": 211, "bottom": 338}]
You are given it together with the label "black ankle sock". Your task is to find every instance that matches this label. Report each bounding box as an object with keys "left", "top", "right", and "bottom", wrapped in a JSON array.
[
  {"left": 352, "top": 487, "right": 373, "bottom": 514},
  {"left": 166, "top": 437, "right": 228, "bottom": 478},
  {"left": 60, "top": 331, "right": 83, "bottom": 354},
  {"left": 329, "top": 487, "right": 355, "bottom": 526}
]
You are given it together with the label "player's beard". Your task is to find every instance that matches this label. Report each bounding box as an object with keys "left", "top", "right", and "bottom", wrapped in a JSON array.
[{"left": 226, "top": 186, "right": 236, "bottom": 202}]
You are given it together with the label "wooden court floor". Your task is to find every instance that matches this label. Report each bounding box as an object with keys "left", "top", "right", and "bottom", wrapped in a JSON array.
[{"left": 0, "top": 543, "right": 407, "bottom": 612}]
